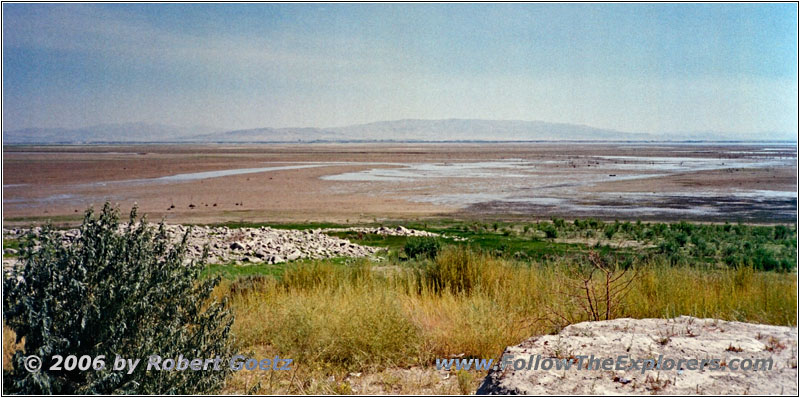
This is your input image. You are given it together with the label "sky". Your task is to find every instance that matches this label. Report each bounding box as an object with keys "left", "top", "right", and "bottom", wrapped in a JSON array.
[{"left": 2, "top": 3, "right": 798, "bottom": 137}]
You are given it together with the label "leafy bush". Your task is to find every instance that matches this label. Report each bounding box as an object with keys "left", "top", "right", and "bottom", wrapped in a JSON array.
[
  {"left": 3, "top": 203, "right": 235, "bottom": 394},
  {"left": 673, "top": 232, "right": 689, "bottom": 247},
  {"left": 752, "top": 247, "right": 782, "bottom": 272},
  {"left": 539, "top": 223, "right": 558, "bottom": 239},
  {"left": 403, "top": 237, "right": 442, "bottom": 259},
  {"left": 671, "top": 221, "right": 694, "bottom": 235},
  {"left": 585, "top": 218, "right": 601, "bottom": 229},
  {"left": 603, "top": 224, "right": 617, "bottom": 239},
  {"left": 774, "top": 225, "right": 790, "bottom": 240}
]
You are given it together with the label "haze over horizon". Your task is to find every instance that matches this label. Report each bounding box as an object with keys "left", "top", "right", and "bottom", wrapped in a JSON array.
[{"left": 3, "top": 3, "right": 798, "bottom": 139}]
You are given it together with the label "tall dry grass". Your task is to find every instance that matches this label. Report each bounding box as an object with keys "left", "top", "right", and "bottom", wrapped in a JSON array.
[
  {"left": 226, "top": 245, "right": 796, "bottom": 378},
  {"left": 5, "top": 245, "right": 794, "bottom": 394}
]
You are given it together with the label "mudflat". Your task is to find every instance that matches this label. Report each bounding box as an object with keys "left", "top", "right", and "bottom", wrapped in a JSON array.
[{"left": 3, "top": 143, "right": 796, "bottom": 226}]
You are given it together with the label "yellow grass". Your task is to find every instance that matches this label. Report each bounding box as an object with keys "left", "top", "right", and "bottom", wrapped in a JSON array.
[
  {"left": 5, "top": 246, "right": 795, "bottom": 394},
  {"left": 221, "top": 246, "right": 796, "bottom": 393}
]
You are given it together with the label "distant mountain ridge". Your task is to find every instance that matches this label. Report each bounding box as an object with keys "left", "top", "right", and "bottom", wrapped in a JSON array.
[
  {"left": 187, "top": 127, "right": 343, "bottom": 143},
  {"left": 3, "top": 119, "right": 795, "bottom": 144},
  {"left": 327, "top": 119, "right": 650, "bottom": 141},
  {"left": 3, "top": 122, "right": 220, "bottom": 144}
]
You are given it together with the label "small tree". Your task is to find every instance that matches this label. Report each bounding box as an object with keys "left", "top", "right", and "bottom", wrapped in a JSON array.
[
  {"left": 3, "top": 203, "right": 236, "bottom": 394},
  {"left": 546, "top": 251, "right": 638, "bottom": 327}
]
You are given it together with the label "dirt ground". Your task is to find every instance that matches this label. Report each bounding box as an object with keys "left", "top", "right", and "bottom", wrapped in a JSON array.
[{"left": 2, "top": 143, "right": 796, "bottom": 226}]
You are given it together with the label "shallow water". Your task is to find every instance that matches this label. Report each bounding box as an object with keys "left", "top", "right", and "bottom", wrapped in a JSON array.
[
  {"left": 317, "top": 153, "right": 796, "bottom": 220},
  {"left": 103, "top": 164, "right": 329, "bottom": 186},
  {"left": 320, "top": 160, "right": 534, "bottom": 182}
]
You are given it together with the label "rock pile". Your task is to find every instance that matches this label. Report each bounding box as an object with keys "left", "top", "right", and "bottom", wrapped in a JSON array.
[
  {"left": 477, "top": 316, "right": 797, "bottom": 395},
  {"left": 3, "top": 224, "right": 379, "bottom": 266},
  {"left": 320, "top": 225, "right": 441, "bottom": 237}
]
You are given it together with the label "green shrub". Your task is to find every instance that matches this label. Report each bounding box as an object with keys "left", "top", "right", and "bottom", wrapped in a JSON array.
[
  {"left": 774, "top": 225, "right": 790, "bottom": 240},
  {"left": 603, "top": 224, "right": 617, "bottom": 239},
  {"left": 658, "top": 239, "right": 679, "bottom": 255},
  {"left": 3, "top": 203, "right": 235, "bottom": 394},
  {"left": 539, "top": 223, "right": 558, "bottom": 239},
  {"left": 752, "top": 247, "right": 781, "bottom": 272},
  {"left": 671, "top": 221, "right": 694, "bottom": 235},
  {"left": 403, "top": 237, "right": 442, "bottom": 259},
  {"left": 673, "top": 232, "right": 689, "bottom": 247}
]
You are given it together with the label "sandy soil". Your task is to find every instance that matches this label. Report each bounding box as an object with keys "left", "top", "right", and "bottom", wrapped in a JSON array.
[{"left": 3, "top": 144, "right": 796, "bottom": 226}]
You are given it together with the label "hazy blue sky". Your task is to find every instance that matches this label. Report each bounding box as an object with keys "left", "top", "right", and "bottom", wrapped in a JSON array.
[{"left": 3, "top": 3, "right": 797, "bottom": 137}]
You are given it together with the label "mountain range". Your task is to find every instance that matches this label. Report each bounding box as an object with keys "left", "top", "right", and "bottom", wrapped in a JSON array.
[
  {"left": 2, "top": 119, "right": 795, "bottom": 144},
  {"left": 3, "top": 122, "right": 219, "bottom": 144}
]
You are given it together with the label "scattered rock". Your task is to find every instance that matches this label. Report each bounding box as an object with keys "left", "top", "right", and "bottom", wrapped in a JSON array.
[
  {"left": 320, "top": 226, "right": 453, "bottom": 238},
  {"left": 3, "top": 224, "right": 379, "bottom": 268},
  {"left": 287, "top": 250, "right": 302, "bottom": 261}
]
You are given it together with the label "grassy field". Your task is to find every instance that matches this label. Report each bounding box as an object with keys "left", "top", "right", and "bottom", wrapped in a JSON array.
[
  {"left": 205, "top": 219, "right": 796, "bottom": 394},
  {"left": 284, "top": 218, "right": 797, "bottom": 270},
  {"left": 3, "top": 218, "right": 797, "bottom": 394}
]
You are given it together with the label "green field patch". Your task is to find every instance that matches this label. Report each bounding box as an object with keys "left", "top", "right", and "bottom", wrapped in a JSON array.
[
  {"left": 326, "top": 232, "right": 409, "bottom": 250},
  {"left": 202, "top": 256, "right": 354, "bottom": 280},
  {"left": 3, "top": 238, "right": 20, "bottom": 257}
]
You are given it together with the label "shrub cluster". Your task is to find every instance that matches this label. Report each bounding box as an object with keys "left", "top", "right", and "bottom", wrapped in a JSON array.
[
  {"left": 3, "top": 204, "right": 236, "bottom": 394},
  {"left": 403, "top": 236, "right": 442, "bottom": 259}
]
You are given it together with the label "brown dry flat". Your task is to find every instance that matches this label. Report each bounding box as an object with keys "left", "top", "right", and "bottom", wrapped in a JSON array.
[{"left": 3, "top": 144, "right": 796, "bottom": 226}]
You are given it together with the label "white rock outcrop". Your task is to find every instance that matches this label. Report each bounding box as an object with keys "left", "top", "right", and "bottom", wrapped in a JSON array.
[
  {"left": 3, "top": 224, "right": 379, "bottom": 266},
  {"left": 320, "top": 226, "right": 441, "bottom": 237},
  {"left": 477, "top": 316, "right": 797, "bottom": 395}
]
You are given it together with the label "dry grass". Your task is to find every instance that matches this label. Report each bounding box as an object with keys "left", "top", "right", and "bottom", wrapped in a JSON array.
[
  {"left": 5, "top": 246, "right": 795, "bottom": 394},
  {"left": 3, "top": 326, "right": 23, "bottom": 371},
  {"left": 220, "top": 247, "right": 796, "bottom": 394}
]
